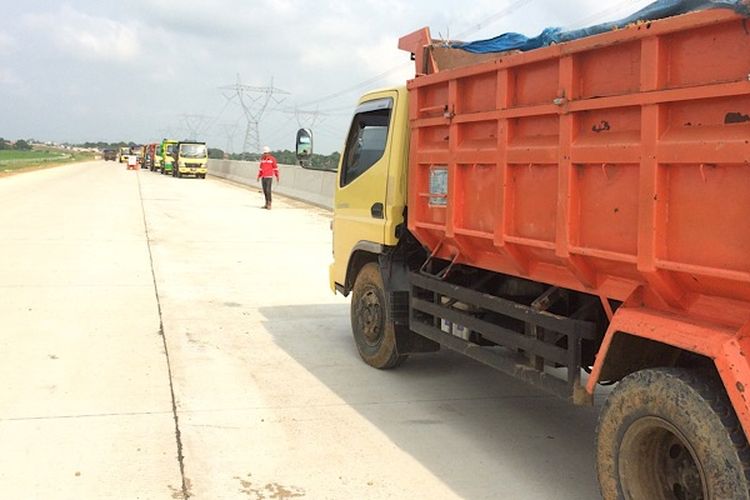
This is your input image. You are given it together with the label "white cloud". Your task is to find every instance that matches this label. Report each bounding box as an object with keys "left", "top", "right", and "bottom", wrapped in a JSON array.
[
  {"left": 355, "top": 37, "right": 412, "bottom": 87},
  {"left": 0, "top": 32, "right": 17, "bottom": 55},
  {"left": 1, "top": 0, "right": 668, "bottom": 151},
  {"left": 0, "top": 68, "right": 21, "bottom": 86},
  {"left": 23, "top": 5, "right": 141, "bottom": 63}
]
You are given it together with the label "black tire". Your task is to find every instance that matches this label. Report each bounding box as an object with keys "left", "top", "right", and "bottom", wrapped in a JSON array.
[
  {"left": 350, "top": 262, "right": 407, "bottom": 369},
  {"left": 596, "top": 368, "right": 750, "bottom": 500}
]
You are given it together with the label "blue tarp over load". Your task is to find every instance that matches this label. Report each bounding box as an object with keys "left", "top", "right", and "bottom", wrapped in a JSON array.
[{"left": 458, "top": 0, "right": 750, "bottom": 53}]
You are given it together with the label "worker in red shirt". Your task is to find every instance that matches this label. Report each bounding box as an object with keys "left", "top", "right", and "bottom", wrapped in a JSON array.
[{"left": 256, "top": 146, "right": 280, "bottom": 209}]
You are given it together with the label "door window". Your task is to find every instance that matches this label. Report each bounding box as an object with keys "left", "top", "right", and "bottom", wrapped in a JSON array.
[{"left": 340, "top": 98, "right": 393, "bottom": 187}]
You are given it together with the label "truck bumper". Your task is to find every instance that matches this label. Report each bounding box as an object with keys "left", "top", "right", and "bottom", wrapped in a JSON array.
[
  {"left": 329, "top": 263, "right": 338, "bottom": 294},
  {"left": 178, "top": 168, "right": 208, "bottom": 175}
]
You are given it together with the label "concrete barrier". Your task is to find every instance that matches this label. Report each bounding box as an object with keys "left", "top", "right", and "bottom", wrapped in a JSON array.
[{"left": 207, "top": 159, "right": 336, "bottom": 210}]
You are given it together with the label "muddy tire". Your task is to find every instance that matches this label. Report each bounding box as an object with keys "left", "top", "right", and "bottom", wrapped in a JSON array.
[
  {"left": 350, "top": 262, "right": 407, "bottom": 369},
  {"left": 596, "top": 368, "right": 750, "bottom": 500}
]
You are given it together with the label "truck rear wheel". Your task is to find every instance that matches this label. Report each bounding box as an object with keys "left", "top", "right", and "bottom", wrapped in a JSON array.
[
  {"left": 351, "top": 262, "right": 407, "bottom": 369},
  {"left": 596, "top": 368, "right": 750, "bottom": 500}
]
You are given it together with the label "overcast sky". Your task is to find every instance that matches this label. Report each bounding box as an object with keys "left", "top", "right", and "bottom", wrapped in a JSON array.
[{"left": 0, "top": 0, "right": 654, "bottom": 154}]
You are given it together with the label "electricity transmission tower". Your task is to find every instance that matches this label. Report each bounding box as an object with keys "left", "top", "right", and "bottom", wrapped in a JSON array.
[
  {"left": 220, "top": 122, "right": 240, "bottom": 156},
  {"left": 158, "top": 127, "right": 176, "bottom": 140},
  {"left": 289, "top": 107, "right": 325, "bottom": 129},
  {"left": 220, "top": 75, "right": 290, "bottom": 154},
  {"left": 179, "top": 114, "right": 213, "bottom": 140}
]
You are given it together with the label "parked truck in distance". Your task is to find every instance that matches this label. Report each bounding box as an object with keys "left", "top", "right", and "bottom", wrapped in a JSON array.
[
  {"left": 144, "top": 143, "right": 161, "bottom": 172},
  {"left": 159, "top": 139, "right": 178, "bottom": 176},
  {"left": 172, "top": 141, "right": 208, "bottom": 179},
  {"left": 117, "top": 146, "right": 131, "bottom": 163},
  {"left": 316, "top": 5, "right": 750, "bottom": 498}
]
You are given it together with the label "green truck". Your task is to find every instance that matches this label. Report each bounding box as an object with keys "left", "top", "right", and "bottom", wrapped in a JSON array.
[{"left": 159, "top": 139, "right": 178, "bottom": 175}]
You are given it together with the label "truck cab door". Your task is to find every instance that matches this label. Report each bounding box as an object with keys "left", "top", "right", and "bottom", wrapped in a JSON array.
[{"left": 332, "top": 92, "right": 398, "bottom": 287}]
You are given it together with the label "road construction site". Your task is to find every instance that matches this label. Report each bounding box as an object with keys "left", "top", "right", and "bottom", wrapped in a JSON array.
[{"left": 0, "top": 161, "right": 599, "bottom": 499}]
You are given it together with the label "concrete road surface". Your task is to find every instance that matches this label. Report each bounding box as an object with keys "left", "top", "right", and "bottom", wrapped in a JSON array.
[{"left": 0, "top": 161, "right": 602, "bottom": 499}]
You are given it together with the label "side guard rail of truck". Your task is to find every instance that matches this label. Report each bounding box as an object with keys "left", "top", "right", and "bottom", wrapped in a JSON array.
[{"left": 409, "top": 272, "right": 597, "bottom": 403}]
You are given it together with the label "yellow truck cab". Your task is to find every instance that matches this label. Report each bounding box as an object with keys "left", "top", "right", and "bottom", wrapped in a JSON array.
[
  {"left": 173, "top": 141, "right": 208, "bottom": 179},
  {"left": 118, "top": 146, "right": 130, "bottom": 163},
  {"left": 153, "top": 144, "right": 162, "bottom": 171},
  {"left": 329, "top": 87, "right": 410, "bottom": 296}
]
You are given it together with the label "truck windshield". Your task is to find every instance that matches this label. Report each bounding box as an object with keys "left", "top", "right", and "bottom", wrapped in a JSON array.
[
  {"left": 180, "top": 144, "right": 207, "bottom": 158},
  {"left": 165, "top": 144, "right": 176, "bottom": 155}
]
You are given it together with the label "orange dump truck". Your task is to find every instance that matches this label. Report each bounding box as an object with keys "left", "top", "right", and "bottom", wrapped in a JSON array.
[{"left": 323, "top": 5, "right": 750, "bottom": 498}]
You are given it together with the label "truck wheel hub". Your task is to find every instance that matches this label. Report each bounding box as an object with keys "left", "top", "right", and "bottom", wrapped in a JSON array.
[
  {"left": 619, "top": 416, "right": 706, "bottom": 500},
  {"left": 359, "top": 290, "right": 383, "bottom": 345}
]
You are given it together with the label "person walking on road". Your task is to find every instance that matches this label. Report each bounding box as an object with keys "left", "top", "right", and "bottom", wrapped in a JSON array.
[{"left": 257, "top": 146, "right": 279, "bottom": 209}]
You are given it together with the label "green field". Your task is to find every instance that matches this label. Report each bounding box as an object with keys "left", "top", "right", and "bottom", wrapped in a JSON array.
[{"left": 0, "top": 149, "right": 96, "bottom": 175}]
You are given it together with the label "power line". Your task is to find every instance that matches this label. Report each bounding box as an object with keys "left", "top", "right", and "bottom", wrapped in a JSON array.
[
  {"left": 219, "top": 120, "right": 241, "bottom": 155},
  {"left": 564, "top": 0, "right": 648, "bottom": 29},
  {"left": 291, "top": 0, "right": 536, "bottom": 111},
  {"left": 295, "top": 63, "right": 410, "bottom": 108},
  {"left": 202, "top": 94, "right": 237, "bottom": 137},
  {"left": 316, "top": 104, "right": 356, "bottom": 113},
  {"left": 179, "top": 114, "right": 213, "bottom": 140},
  {"left": 262, "top": 114, "right": 299, "bottom": 148},
  {"left": 284, "top": 106, "right": 343, "bottom": 129},
  {"left": 454, "top": 0, "right": 536, "bottom": 40}
]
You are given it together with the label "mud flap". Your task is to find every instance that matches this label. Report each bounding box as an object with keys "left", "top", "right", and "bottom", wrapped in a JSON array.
[
  {"left": 395, "top": 323, "right": 441, "bottom": 354},
  {"left": 389, "top": 290, "right": 440, "bottom": 354}
]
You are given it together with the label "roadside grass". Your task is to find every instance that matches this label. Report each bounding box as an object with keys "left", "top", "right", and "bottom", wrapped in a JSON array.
[{"left": 0, "top": 149, "right": 98, "bottom": 177}]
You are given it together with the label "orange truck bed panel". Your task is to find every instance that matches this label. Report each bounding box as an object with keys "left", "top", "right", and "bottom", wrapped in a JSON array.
[{"left": 404, "top": 9, "right": 750, "bottom": 328}]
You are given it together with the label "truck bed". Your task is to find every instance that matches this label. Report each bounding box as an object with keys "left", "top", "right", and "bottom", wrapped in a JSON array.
[{"left": 403, "top": 9, "right": 750, "bottom": 328}]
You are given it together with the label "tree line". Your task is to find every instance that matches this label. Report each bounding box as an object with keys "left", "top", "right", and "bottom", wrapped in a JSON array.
[
  {"left": 0, "top": 138, "right": 32, "bottom": 150},
  {"left": 70, "top": 141, "right": 341, "bottom": 171},
  {"left": 228, "top": 149, "right": 340, "bottom": 171}
]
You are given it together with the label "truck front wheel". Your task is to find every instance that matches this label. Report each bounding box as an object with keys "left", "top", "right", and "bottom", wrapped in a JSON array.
[
  {"left": 596, "top": 368, "right": 750, "bottom": 500},
  {"left": 351, "top": 262, "right": 407, "bottom": 369}
]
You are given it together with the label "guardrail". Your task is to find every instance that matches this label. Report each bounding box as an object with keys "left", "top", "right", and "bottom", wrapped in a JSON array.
[{"left": 207, "top": 159, "right": 336, "bottom": 210}]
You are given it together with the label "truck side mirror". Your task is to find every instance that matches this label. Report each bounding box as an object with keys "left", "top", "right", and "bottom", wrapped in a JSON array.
[{"left": 295, "top": 128, "right": 313, "bottom": 168}]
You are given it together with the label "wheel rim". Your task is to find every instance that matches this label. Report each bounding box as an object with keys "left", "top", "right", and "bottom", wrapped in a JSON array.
[
  {"left": 619, "top": 416, "right": 707, "bottom": 500},
  {"left": 357, "top": 288, "right": 383, "bottom": 347}
]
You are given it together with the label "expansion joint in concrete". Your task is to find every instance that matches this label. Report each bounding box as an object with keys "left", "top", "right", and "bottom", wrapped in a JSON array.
[{"left": 136, "top": 172, "right": 190, "bottom": 499}]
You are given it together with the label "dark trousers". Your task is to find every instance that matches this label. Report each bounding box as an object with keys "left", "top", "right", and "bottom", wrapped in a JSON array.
[{"left": 261, "top": 178, "right": 273, "bottom": 206}]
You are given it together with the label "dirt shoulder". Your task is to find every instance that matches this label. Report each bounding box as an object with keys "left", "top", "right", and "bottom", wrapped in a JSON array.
[{"left": 0, "top": 151, "right": 98, "bottom": 178}]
